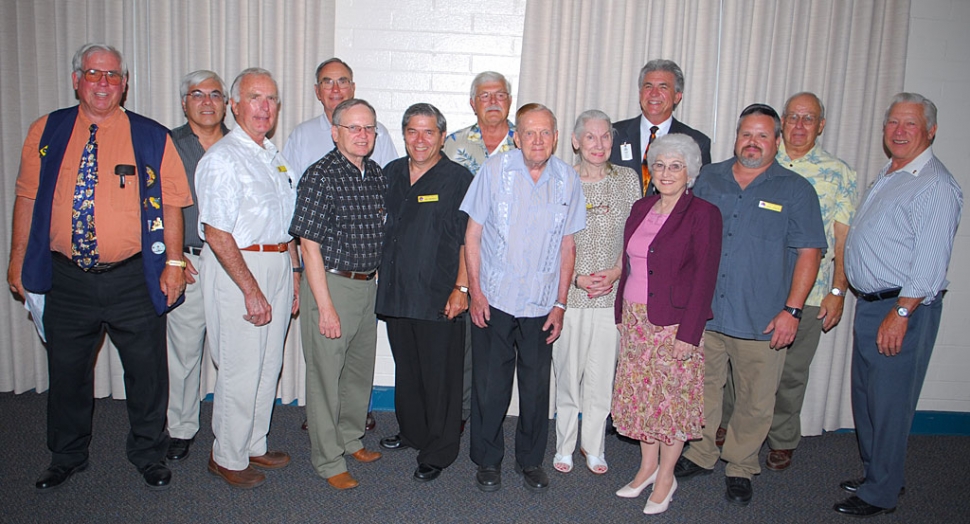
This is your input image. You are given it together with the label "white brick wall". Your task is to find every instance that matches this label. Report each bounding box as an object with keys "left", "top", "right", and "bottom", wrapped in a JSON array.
[
  {"left": 906, "top": 0, "right": 970, "bottom": 412},
  {"left": 333, "top": 0, "right": 527, "bottom": 386}
]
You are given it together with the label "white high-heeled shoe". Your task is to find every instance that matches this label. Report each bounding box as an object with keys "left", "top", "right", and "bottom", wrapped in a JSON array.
[
  {"left": 643, "top": 478, "right": 678, "bottom": 515},
  {"left": 615, "top": 467, "right": 659, "bottom": 498}
]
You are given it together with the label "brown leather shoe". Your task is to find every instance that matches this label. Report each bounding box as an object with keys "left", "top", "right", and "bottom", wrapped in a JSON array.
[
  {"left": 765, "top": 449, "right": 794, "bottom": 471},
  {"left": 250, "top": 451, "right": 291, "bottom": 470},
  {"left": 715, "top": 426, "right": 727, "bottom": 447},
  {"left": 327, "top": 471, "right": 359, "bottom": 490},
  {"left": 350, "top": 448, "right": 382, "bottom": 463},
  {"left": 208, "top": 455, "right": 266, "bottom": 489}
]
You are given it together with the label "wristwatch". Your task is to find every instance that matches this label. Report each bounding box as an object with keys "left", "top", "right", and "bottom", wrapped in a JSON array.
[
  {"left": 782, "top": 306, "right": 803, "bottom": 319},
  {"left": 895, "top": 305, "right": 911, "bottom": 318},
  {"left": 553, "top": 301, "right": 567, "bottom": 311},
  {"left": 454, "top": 285, "right": 469, "bottom": 294},
  {"left": 830, "top": 288, "right": 845, "bottom": 297},
  {"left": 166, "top": 259, "right": 186, "bottom": 268}
]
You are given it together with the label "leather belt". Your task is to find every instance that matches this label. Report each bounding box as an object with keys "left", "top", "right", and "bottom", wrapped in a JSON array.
[
  {"left": 854, "top": 287, "right": 901, "bottom": 302},
  {"left": 327, "top": 268, "right": 377, "bottom": 281},
  {"left": 54, "top": 252, "right": 142, "bottom": 274},
  {"left": 240, "top": 243, "right": 288, "bottom": 253},
  {"left": 183, "top": 246, "right": 204, "bottom": 256}
]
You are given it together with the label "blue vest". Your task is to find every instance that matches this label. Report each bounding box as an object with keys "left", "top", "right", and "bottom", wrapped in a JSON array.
[{"left": 22, "top": 106, "right": 182, "bottom": 315}]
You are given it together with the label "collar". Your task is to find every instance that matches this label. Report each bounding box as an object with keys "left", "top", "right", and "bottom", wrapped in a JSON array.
[
  {"left": 640, "top": 114, "right": 673, "bottom": 139},
  {"left": 229, "top": 125, "right": 279, "bottom": 158},
  {"left": 885, "top": 147, "right": 934, "bottom": 177},
  {"left": 77, "top": 106, "right": 125, "bottom": 131},
  {"left": 777, "top": 141, "right": 821, "bottom": 164}
]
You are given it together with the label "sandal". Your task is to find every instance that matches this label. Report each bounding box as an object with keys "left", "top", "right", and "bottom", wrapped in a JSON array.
[
  {"left": 553, "top": 453, "right": 573, "bottom": 473},
  {"left": 580, "top": 448, "right": 608, "bottom": 474}
]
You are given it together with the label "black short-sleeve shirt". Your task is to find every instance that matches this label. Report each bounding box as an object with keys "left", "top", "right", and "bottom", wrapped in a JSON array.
[{"left": 375, "top": 155, "right": 472, "bottom": 321}]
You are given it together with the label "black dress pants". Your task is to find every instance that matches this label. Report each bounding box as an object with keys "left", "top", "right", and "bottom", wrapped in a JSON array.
[
  {"left": 469, "top": 307, "right": 552, "bottom": 469},
  {"left": 386, "top": 316, "right": 465, "bottom": 469},
  {"left": 43, "top": 254, "right": 168, "bottom": 470}
]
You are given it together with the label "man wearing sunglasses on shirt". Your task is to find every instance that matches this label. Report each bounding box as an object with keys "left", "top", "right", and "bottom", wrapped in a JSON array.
[{"left": 8, "top": 42, "right": 192, "bottom": 491}]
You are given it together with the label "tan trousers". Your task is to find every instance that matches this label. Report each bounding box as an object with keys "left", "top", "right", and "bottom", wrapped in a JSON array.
[{"left": 682, "top": 331, "right": 785, "bottom": 478}]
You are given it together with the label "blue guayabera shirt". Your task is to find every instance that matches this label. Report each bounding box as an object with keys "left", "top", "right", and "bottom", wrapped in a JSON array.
[{"left": 460, "top": 150, "right": 586, "bottom": 318}]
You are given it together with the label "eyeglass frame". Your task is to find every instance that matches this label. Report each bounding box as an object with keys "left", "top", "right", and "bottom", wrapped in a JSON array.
[
  {"left": 79, "top": 69, "right": 125, "bottom": 85},
  {"left": 336, "top": 124, "right": 378, "bottom": 136}
]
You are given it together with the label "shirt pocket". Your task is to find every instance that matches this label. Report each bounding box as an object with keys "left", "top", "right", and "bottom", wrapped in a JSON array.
[{"left": 748, "top": 204, "right": 787, "bottom": 241}]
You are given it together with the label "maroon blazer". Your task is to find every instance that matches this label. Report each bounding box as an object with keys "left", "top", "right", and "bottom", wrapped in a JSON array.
[{"left": 614, "top": 189, "right": 722, "bottom": 346}]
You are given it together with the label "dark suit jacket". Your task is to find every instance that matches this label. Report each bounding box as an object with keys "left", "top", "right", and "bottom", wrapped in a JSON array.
[
  {"left": 610, "top": 115, "right": 712, "bottom": 195},
  {"left": 614, "top": 190, "right": 722, "bottom": 346}
]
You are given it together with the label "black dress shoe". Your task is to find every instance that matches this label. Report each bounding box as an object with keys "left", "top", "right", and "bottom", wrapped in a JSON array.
[
  {"left": 840, "top": 478, "right": 906, "bottom": 496},
  {"left": 476, "top": 464, "right": 501, "bottom": 492},
  {"left": 725, "top": 476, "right": 752, "bottom": 506},
  {"left": 834, "top": 496, "right": 895, "bottom": 517},
  {"left": 140, "top": 462, "right": 172, "bottom": 491},
  {"left": 673, "top": 456, "right": 713, "bottom": 480},
  {"left": 515, "top": 463, "right": 550, "bottom": 493},
  {"left": 301, "top": 419, "right": 308, "bottom": 431},
  {"left": 460, "top": 419, "right": 467, "bottom": 436},
  {"left": 413, "top": 463, "right": 442, "bottom": 482},
  {"left": 166, "top": 438, "right": 193, "bottom": 461},
  {"left": 365, "top": 412, "right": 376, "bottom": 431},
  {"left": 379, "top": 434, "right": 409, "bottom": 450},
  {"left": 35, "top": 462, "right": 88, "bottom": 491}
]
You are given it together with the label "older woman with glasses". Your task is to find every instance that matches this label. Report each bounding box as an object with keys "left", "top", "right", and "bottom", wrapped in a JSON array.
[
  {"left": 611, "top": 134, "right": 722, "bottom": 515},
  {"left": 551, "top": 110, "right": 640, "bottom": 476}
]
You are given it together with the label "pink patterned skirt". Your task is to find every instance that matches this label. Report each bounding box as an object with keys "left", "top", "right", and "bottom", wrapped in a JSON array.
[{"left": 611, "top": 300, "right": 705, "bottom": 444}]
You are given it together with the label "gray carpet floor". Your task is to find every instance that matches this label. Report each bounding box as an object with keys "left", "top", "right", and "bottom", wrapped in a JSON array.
[{"left": 1, "top": 391, "right": 967, "bottom": 523}]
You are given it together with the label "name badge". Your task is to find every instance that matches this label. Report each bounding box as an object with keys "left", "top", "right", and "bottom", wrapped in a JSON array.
[
  {"left": 759, "top": 201, "right": 783, "bottom": 212},
  {"left": 277, "top": 165, "right": 288, "bottom": 172},
  {"left": 417, "top": 194, "right": 439, "bottom": 203},
  {"left": 620, "top": 142, "right": 633, "bottom": 161}
]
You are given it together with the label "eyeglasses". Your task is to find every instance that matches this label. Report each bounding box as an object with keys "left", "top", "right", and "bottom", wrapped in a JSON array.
[
  {"left": 476, "top": 91, "right": 509, "bottom": 102},
  {"left": 784, "top": 114, "right": 819, "bottom": 126},
  {"left": 318, "top": 77, "right": 353, "bottom": 90},
  {"left": 337, "top": 124, "right": 377, "bottom": 135},
  {"left": 650, "top": 162, "right": 686, "bottom": 173},
  {"left": 187, "top": 90, "right": 225, "bottom": 103},
  {"left": 81, "top": 69, "right": 124, "bottom": 85}
]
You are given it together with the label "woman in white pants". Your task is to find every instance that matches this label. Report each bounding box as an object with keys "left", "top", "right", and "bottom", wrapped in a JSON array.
[{"left": 551, "top": 110, "right": 640, "bottom": 475}]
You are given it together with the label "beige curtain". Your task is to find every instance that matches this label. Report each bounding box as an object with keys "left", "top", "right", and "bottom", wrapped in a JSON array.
[
  {"left": 0, "top": 0, "right": 336, "bottom": 404},
  {"left": 519, "top": 0, "right": 911, "bottom": 433}
]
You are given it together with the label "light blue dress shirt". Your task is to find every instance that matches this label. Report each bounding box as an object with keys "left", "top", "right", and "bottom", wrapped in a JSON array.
[
  {"left": 460, "top": 150, "right": 586, "bottom": 318},
  {"left": 845, "top": 147, "right": 962, "bottom": 304}
]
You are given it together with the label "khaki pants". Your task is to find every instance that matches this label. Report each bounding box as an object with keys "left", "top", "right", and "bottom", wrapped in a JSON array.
[{"left": 682, "top": 331, "right": 785, "bottom": 478}]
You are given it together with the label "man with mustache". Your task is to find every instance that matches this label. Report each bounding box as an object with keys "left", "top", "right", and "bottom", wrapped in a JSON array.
[
  {"left": 717, "top": 92, "right": 858, "bottom": 471},
  {"left": 440, "top": 70, "right": 518, "bottom": 435},
  {"left": 673, "top": 104, "right": 825, "bottom": 507},
  {"left": 165, "top": 70, "right": 230, "bottom": 463}
]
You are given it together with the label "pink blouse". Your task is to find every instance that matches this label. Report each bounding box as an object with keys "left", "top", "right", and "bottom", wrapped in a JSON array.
[{"left": 623, "top": 208, "right": 669, "bottom": 304}]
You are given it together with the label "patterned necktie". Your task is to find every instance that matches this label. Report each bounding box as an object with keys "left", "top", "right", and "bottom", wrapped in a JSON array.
[
  {"left": 72, "top": 124, "right": 99, "bottom": 268},
  {"left": 641, "top": 126, "right": 659, "bottom": 196}
]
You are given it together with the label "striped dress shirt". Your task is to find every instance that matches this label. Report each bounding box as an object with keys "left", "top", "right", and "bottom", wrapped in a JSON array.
[{"left": 845, "top": 147, "right": 962, "bottom": 304}]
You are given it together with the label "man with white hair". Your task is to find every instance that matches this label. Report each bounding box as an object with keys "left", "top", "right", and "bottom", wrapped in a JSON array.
[
  {"left": 196, "top": 68, "right": 300, "bottom": 489},
  {"left": 835, "top": 93, "right": 962, "bottom": 518},
  {"left": 9, "top": 43, "right": 191, "bottom": 491}
]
